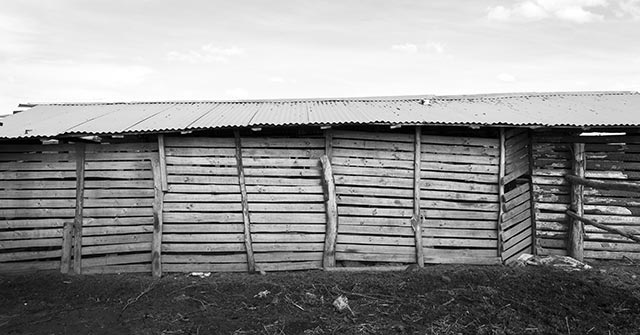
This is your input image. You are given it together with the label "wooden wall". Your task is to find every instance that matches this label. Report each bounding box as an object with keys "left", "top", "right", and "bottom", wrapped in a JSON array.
[
  {"left": 0, "top": 144, "right": 76, "bottom": 272},
  {"left": 0, "top": 126, "right": 554, "bottom": 274},
  {"left": 532, "top": 132, "right": 640, "bottom": 260}
]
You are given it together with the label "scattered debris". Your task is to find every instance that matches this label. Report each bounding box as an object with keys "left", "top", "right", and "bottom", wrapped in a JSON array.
[
  {"left": 332, "top": 295, "right": 355, "bottom": 316},
  {"left": 189, "top": 272, "right": 211, "bottom": 278},
  {"left": 254, "top": 290, "right": 271, "bottom": 299},
  {"left": 511, "top": 254, "right": 592, "bottom": 271}
]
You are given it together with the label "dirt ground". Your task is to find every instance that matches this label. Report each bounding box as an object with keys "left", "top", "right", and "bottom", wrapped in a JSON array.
[{"left": 1, "top": 262, "right": 639, "bottom": 335}]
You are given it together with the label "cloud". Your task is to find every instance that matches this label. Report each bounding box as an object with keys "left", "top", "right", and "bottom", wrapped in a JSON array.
[
  {"left": 391, "top": 42, "right": 445, "bottom": 54},
  {"left": 224, "top": 88, "right": 249, "bottom": 99},
  {"left": 497, "top": 73, "right": 517, "bottom": 82},
  {"left": 391, "top": 43, "right": 419, "bottom": 53},
  {"left": 269, "top": 76, "right": 286, "bottom": 83},
  {"left": 487, "top": 0, "right": 607, "bottom": 23},
  {"left": 167, "top": 45, "right": 246, "bottom": 63},
  {"left": 618, "top": 0, "right": 640, "bottom": 19}
]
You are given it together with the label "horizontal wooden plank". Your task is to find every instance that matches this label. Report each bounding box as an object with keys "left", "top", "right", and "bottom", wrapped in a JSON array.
[
  {"left": 585, "top": 241, "right": 640, "bottom": 252},
  {"left": 242, "top": 148, "right": 324, "bottom": 158},
  {"left": 421, "top": 144, "right": 499, "bottom": 157},
  {"left": 252, "top": 243, "right": 324, "bottom": 252},
  {"left": 163, "top": 233, "right": 244, "bottom": 243},
  {"left": 252, "top": 233, "right": 325, "bottom": 243},
  {"left": 332, "top": 130, "right": 413, "bottom": 143},
  {"left": 164, "top": 193, "right": 242, "bottom": 203},
  {"left": 0, "top": 208, "right": 75, "bottom": 218},
  {"left": 331, "top": 156, "right": 413, "bottom": 170},
  {"left": 423, "top": 219, "right": 497, "bottom": 230},
  {"left": 584, "top": 250, "right": 640, "bottom": 260},
  {"left": 162, "top": 243, "right": 245, "bottom": 253},
  {"left": 241, "top": 137, "right": 324, "bottom": 148},
  {"left": 0, "top": 144, "right": 74, "bottom": 153},
  {"left": 163, "top": 223, "right": 244, "bottom": 233},
  {"left": 421, "top": 153, "right": 498, "bottom": 165},
  {"left": 421, "top": 161, "right": 498, "bottom": 174},
  {"left": 254, "top": 252, "right": 322, "bottom": 263},
  {"left": 85, "top": 152, "right": 155, "bottom": 161},
  {"left": 0, "top": 249, "right": 61, "bottom": 262},
  {"left": 337, "top": 234, "right": 414, "bottom": 246},
  {"left": 421, "top": 135, "right": 498, "bottom": 147},
  {"left": 0, "top": 161, "right": 75, "bottom": 171},
  {"left": 332, "top": 147, "right": 413, "bottom": 161},
  {"left": 0, "top": 189, "right": 76, "bottom": 198},
  {"left": 0, "top": 260, "right": 59, "bottom": 273},
  {"left": 166, "top": 156, "right": 237, "bottom": 166},
  {"left": 339, "top": 206, "right": 413, "bottom": 218},
  {"left": 251, "top": 224, "right": 326, "bottom": 233},
  {"left": 168, "top": 184, "right": 240, "bottom": 194},
  {"left": 247, "top": 185, "right": 323, "bottom": 194},
  {"left": 0, "top": 219, "right": 65, "bottom": 229},
  {"left": 423, "top": 228, "right": 497, "bottom": 239},
  {"left": 83, "top": 234, "right": 152, "bottom": 246},
  {"left": 256, "top": 260, "right": 322, "bottom": 272},
  {"left": 163, "top": 213, "right": 243, "bottom": 223},
  {"left": 245, "top": 177, "right": 321, "bottom": 186},
  {"left": 424, "top": 238, "right": 497, "bottom": 248},
  {"left": 165, "top": 147, "right": 236, "bottom": 157},
  {"left": 85, "top": 142, "right": 156, "bottom": 153},
  {"left": 84, "top": 217, "right": 154, "bottom": 226},
  {"left": 0, "top": 238, "right": 61, "bottom": 249},
  {"left": 82, "top": 264, "right": 152, "bottom": 274},
  {"left": 163, "top": 263, "right": 247, "bottom": 273},
  {"left": 84, "top": 225, "right": 154, "bottom": 235},
  {"left": 167, "top": 175, "right": 239, "bottom": 185},
  {"left": 167, "top": 165, "right": 237, "bottom": 175},
  {"left": 333, "top": 138, "right": 413, "bottom": 152},
  {"left": 0, "top": 153, "right": 73, "bottom": 162},
  {"left": 85, "top": 180, "right": 152, "bottom": 189},
  {"left": 338, "top": 224, "right": 413, "bottom": 236},
  {"left": 82, "top": 242, "right": 152, "bottom": 256},
  {"left": 164, "top": 137, "right": 235, "bottom": 148},
  {"left": 84, "top": 207, "right": 153, "bottom": 217},
  {"left": 421, "top": 170, "right": 497, "bottom": 184},
  {"left": 0, "top": 228, "right": 62, "bottom": 240},
  {"left": 85, "top": 189, "right": 155, "bottom": 198},
  {"left": 164, "top": 202, "right": 243, "bottom": 212},
  {"left": 339, "top": 216, "right": 411, "bottom": 227},
  {"left": 336, "top": 243, "right": 415, "bottom": 254},
  {"left": 82, "top": 253, "right": 151, "bottom": 267},
  {"left": 0, "top": 199, "right": 76, "bottom": 208},
  {"left": 336, "top": 252, "right": 415, "bottom": 263},
  {"left": 0, "top": 171, "right": 75, "bottom": 180},
  {"left": 423, "top": 209, "right": 498, "bottom": 220},
  {"left": 162, "top": 254, "right": 246, "bottom": 264},
  {"left": 422, "top": 179, "right": 498, "bottom": 194},
  {"left": 249, "top": 203, "right": 326, "bottom": 212}
]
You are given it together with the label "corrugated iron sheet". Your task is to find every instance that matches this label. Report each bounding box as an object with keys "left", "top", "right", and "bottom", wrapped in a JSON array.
[{"left": 1, "top": 91, "right": 638, "bottom": 139}]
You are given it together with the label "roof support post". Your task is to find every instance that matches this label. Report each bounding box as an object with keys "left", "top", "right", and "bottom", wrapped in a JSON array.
[
  {"left": 568, "top": 143, "right": 585, "bottom": 261},
  {"left": 158, "top": 134, "right": 168, "bottom": 192},
  {"left": 73, "top": 143, "right": 86, "bottom": 274},
  {"left": 235, "top": 130, "right": 256, "bottom": 272},
  {"left": 412, "top": 126, "right": 424, "bottom": 267},
  {"left": 497, "top": 129, "right": 506, "bottom": 262},
  {"left": 150, "top": 154, "right": 165, "bottom": 278},
  {"left": 321, "top": 129, "right": 339, "bottom": 269}
]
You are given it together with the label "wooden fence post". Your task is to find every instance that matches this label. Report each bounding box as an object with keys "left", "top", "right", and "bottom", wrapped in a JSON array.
[
  {"left": 412, "top": 126, "right": 424, "bottom": 267},
  {"left": 320, "top": 154, "right": 338, "bottom": 269},
  {"left": 235, "top": 130, "right": 256, "bottom": 272},
  {"left": 528, "top": 130, "right": 538, "bottom": 255},
  {"left": 497, "top": 129, "right": 506, "bottom": 262},
  {"left": 60, "top": 221, "right": 73, "bottom": 274},
  {"left": 569, "top": 143, "right": 585, "bottom": 261},
  {"left": 73, "top": 143, "right": 85, "bottom": 274},
  {"left": 150, "top": 156, "right": 164, "bottom": 278}
]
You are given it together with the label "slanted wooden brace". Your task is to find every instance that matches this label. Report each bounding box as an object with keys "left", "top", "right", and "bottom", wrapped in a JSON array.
[
  {"left": 234, "top": 130, "right": 256, "bottom": 272},
  {"left": 497, "top": 129, "right": 506, "bottom": 262}
]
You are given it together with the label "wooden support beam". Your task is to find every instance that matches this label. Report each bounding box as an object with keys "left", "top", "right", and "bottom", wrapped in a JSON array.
[
  {"left": 412, "top": 126, "right": 424, "bottom": 267},
  {"left": 73, "top": 143, "right": 85, "bottom": 274},
  {"left": 569, "top": 143, "right": 585, "bottom": 261},
  {"left": 528, "top": 130, "right": 538, "bottom": 255},
  {"left": 324, "top": 129, "right": 333, "bottom": 159},
  {"left": 566, "top": 210, "right": 640, "bottom": 243},
  {"left": 234, "top": 130, "right": 256, "bottom": 272},
  {"left": 320, "top": 155, "right": 339, "bottom": 269},
  {"left": 158, "top": 134, "right": 168, "bottom": 192},
  {"left": 497, "top": 129, "right": 506, "bottom": 262},
  {"left": 565, "top": 174, "right": 640, "bottom": 193},
  {"left": 150, "top": 156, "right": 164, "bottom": 278},
  {"left": 60, "top": 221, "right": 73, "bottom": 274}
]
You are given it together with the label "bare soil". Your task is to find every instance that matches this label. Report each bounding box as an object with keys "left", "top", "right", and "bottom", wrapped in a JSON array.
[{"left": 1, "top": 262, "right": 639, "bottom": 334}]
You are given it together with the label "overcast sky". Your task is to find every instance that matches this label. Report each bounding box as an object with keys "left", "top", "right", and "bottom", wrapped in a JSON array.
[{"left": 1, "top": 0, "right": 639, "bottom": 114}]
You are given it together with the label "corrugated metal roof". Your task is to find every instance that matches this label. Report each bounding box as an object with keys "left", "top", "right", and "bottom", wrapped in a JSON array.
[{"left": 1, "top": 91, "right": 638, "bottom": 139}]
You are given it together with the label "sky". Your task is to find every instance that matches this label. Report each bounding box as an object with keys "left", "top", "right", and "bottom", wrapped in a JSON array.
[{"left": 1, "top": 0, "right": 639, "bottom": 115}]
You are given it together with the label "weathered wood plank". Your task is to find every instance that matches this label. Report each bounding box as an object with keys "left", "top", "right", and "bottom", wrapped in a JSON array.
[
  {"left": 235, "top": 131, "right": 255, "bottom": 272},
  {"left": 319, "top": 155, "right": 338, "bottom": 269},
  {"left": 73, "top": 143, "right": 85, "bottom": 274},
  {"left": 150, "top": 156, "right": 164, "bottom": 277},
  {"left": 568, "top": 143, "right": 585, "bottom": 261}
]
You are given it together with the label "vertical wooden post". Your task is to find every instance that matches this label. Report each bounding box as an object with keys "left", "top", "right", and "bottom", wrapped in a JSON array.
[
  {"left": 235, "top": 130, "right": 256, "bottom": 272},
  {"left": 497, "top": 129, "right": 506, "bottom": 262},
  {"left": 158, "top": 134, "right": 168, "bottom": 192},
  {"left": 320, "top": 155, "right": 339, "bottom": 269},
  {"left": 60, "top": 221, "right": 73, "bottom": 274},
  {"left": 73, "top": 143, "right": 86, "bottom": 274},
  {"left": 412, "top": 126, "right": 424, "bottom": 267},
  {"left": 528, "top": 130, "right": 538, "bottom": 255},
  {"left": 150, "top": 156, "right": 164, "bottom": 278},
  {"left": 325, "top": 129, "right": 333, "bottom": 159},
  {"left": 569, "top": 143, "right": 585, "bottom": 261}
]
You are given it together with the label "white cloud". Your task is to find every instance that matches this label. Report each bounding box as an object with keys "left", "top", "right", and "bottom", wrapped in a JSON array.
[
  {"left": 487, "top": 0, "right": 607, "bottom": 23},
  {"left": 618, "top": 0, "right": 640, "bottom": 19},
  {"left": 224, "top": 88, "right": 249, "bottom": 99},
  {"left": 269, "top": 76, "right": 286, "bottom": 83},
  {"left": 497, "top": 73, "right": 517, "bottom": 82},
  {"left": 167, "top": 44, "right": 246, "bottom": 63},
  {"left": 391, "top": 43, "right": 419, "bottom": 53},
  {"left": 391, "top": 42, "right": 445, "bottom": 54}
]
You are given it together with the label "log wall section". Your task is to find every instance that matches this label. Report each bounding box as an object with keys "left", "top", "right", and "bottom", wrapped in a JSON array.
[{"left": 533, "top": 133, "right": 640, "bottom": 260}]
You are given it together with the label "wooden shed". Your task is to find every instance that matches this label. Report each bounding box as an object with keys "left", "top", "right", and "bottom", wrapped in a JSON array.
[{"left": 1, "top": 91, "right": 639, "bottom": 275}]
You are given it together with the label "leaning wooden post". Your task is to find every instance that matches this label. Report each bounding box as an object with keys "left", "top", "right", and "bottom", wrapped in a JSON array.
[
  {"left": 569, "top": 143, "right": 585, "bottom": 261},
  {"left": 158, "top": 134, "right": 168, "bottom": 192},
  {"left": 73, "top": 142, "right": 86, "bottom": 274},
  {"left": 150, "top": 156, "right": 164, "bottom": 278},
  {"left": 412, "top": 126, "right": 424, "bottom": 267},
  {"left": 60, "top": 221, "right": 73, "bottom": 274},
  {"left": 320, "top": 154, "right": 339, "bottom": 269},
  {"left": 497, "top": 128, "right": 506, "bottom": 262},
  {"left": 234, "top": 130, "right": 256, "bottom": 272}
]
